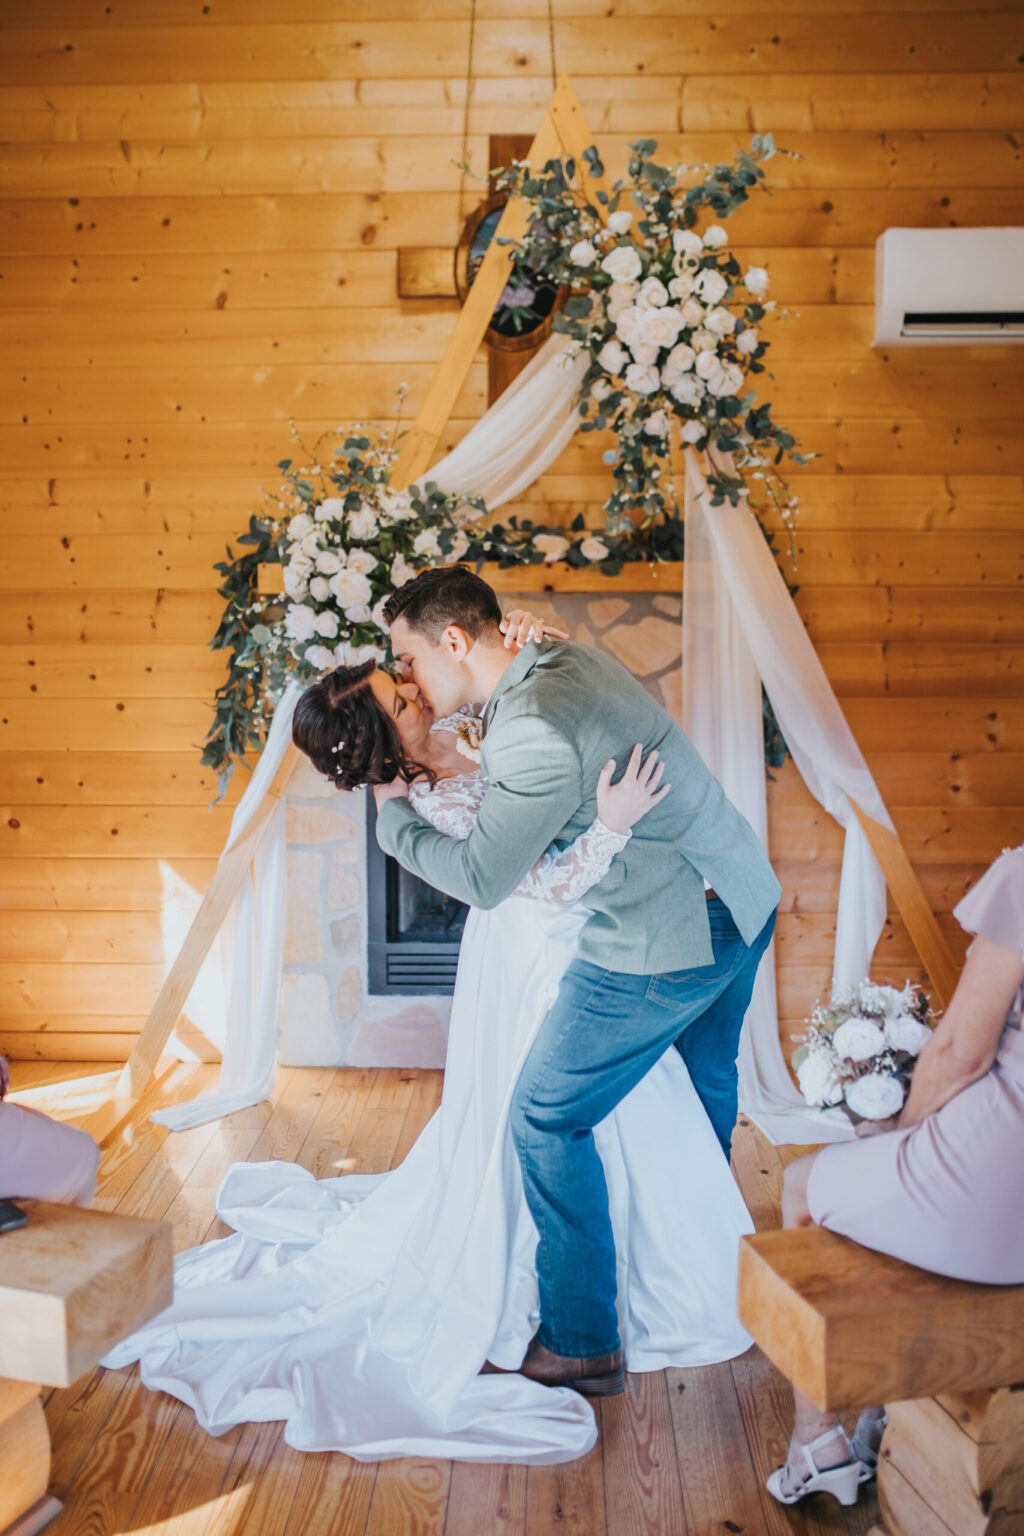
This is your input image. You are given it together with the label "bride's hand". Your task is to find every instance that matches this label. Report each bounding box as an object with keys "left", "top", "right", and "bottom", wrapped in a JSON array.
[
  {"left": 499, "top": 609, "right": 570, "bottom": 650},
  {"left": 596, "top": 744, "right": 671, "bottom": 834}
]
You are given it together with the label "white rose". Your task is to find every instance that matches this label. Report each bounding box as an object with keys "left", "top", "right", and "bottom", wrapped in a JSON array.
[
  {"left": 533, "top": 532, "right": 571, "bottom": 563},
  {"left": 449, "top": 530, "right": 470, "bottom": 561},
  {"left": 335, "top": 640, "right": 386, "bottom": 668},
  {"left": 580, "top": 536, "right": 610, "bottom": 561},
  {"left": 884, "top": 1013, "right": 933, "bottom": 1056},
  {"left": 284, "top": 603, "right": 317, "bottom": 642},
  {"left": 707, "top": 360, "right": 744, "bottom": 397},
  {"left": 832, "top": 1017, "right": 886, "bottom": 1063},
  {"left": 607, "top": 281, "right": 639, "bottom": 321},
  {"left": 309, "top": 575, "right": 331, "bottom": 601},
  {"left": 379, "top": 490, "right": 414, "bottom": 524},
  {"left": 300, "top": 529, "right": 321, "bottom": 557},
  {"left": 345, "top": 603, "right": 372, "bottom": 624},
  {"left": 600, "top": 245, "right": 643, "bottom": 283},
  {"left": 672, "top": 229, "right": 703, "bottom": 258},
  {"left": 614, "top": 306, "right": 644, "bottom": 346},
  {"left": 673, "top": 250, "right": 701, "bottom": 277},
  {"left": 570, "top": 239, "right": 597, "bottom": 267},
  {"left": 328, "top": 568, "right": 373, "bottom": 610},
  {"left": 629, "top": 340, "right": 660, "bottom": 366},
  {"left": 643, "top": 410, "right": 672, "bottom": 437},
  {"left": 704, "top": 305, "right": 736, "bottom": 337},
  {"left": 661, "top": 342, "right": 696, "bottom": 385},
  {"left": 680, "top": 297, "right": 704, "bottom": 326},
  {"left": 304, "top": 643, "right": 337, "bottom": 671},
  {"left": 736, "top": 326, "right": 760, "bottom": 356},
  {"left": 597, "top": 338, "right": 629, "bottom": 375},
  {"left": 695, "top": 348, "right": 721, "bottom": 378},
  {"left": 413, "top": 529, "right": 442, "bottom": 560},
  {"left": 638, "top": 306, "right": 685, "bottom": 349},
  {"left": 590, "top": 376, "right": 614, "bottom": 401},
  {"left": 796, "top": 1050, "right": 846, "bottom": 1108},
  {"left": 288, "top": 511, "right": 313, "bottom": 540},
  {"left": 314, "top": 497, "right": 345, "bottom": 523},
  {"left": 371, "top": 595, "right": 390, "bottom": 631},
  {"left": 283, "top": 562, "right": 310, "bottom": 599},
  {"left": 702, "top": 223, "right": 728, "bottom": 249},
  {"left": 624, "top": 362, "right": 661, "bottom": 395},
  {"left": 679, "top": 418, "right": 707, "bottom": 444},
  {"left": 346, "top": 547, "right": 378, "bottom": 576},
  {"left": 845, "top": 1073, "right": 905, "bottom": 1121},
  {"left": 744, "top": 265, "right": 769, "bottom": 296},
  {"left": 668, "top": 273, "right": 695, "bottom": 301},
  {"left": 347, "top": 507, "right": 378, "bottom": 541},
  {"left": 669, "top": 373, "right": 705, "bottom": 407},
  {"left": 314, "top": 609, "right": 340, "bottom": 638},
  {"left": 606, "top": 210, "right": 633, "bottom": 235},
  {"left": 391, "top": 554, "right": 416, "bottom": 587},
  {"left": 694, "top": 268, "right": 728, "bottom": 305},
  {"left": 315, "top": 549, "right": 344, "bottom": 575},
  {"left": 635, "top": 275, "right": 669, "bottom": 310}
]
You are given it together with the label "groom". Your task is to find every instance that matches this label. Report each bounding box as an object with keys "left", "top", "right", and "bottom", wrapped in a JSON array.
[{"left": 373, "top": 566, "right": 780, "bottom": 1396}]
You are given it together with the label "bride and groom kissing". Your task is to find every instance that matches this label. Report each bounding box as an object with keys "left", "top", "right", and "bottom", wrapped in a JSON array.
[{"left": 106, "top": 562, "right": 781, "bottom": 1464}]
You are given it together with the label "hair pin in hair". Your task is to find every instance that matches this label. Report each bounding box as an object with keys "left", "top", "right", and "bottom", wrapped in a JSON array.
[{"left": 330, "top": 741, "right": 345, "bottom": 753}]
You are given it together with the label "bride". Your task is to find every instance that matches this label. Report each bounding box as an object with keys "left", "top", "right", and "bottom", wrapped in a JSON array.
[{"left": 104, "top": 614, "right": 754, "bottom": 1465}]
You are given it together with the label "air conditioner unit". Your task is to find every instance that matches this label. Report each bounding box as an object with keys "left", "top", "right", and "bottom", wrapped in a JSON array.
[{"left": 873, "top": 227, "right": 1024, "bottom": 346}]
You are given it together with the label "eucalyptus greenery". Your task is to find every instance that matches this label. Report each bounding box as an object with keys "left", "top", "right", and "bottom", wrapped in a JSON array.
[{"left": 494, "top": 134, "right": 813, "bottom": 552}]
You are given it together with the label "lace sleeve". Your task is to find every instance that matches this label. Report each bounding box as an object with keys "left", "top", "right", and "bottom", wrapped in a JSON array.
[{"left": 514, "top": 819, "right": 631, "bottom": 904}]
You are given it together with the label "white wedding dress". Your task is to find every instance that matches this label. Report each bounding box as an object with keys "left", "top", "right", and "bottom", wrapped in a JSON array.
[{"left": 103, "top": 712, "right": 754, "bottom": 1464}]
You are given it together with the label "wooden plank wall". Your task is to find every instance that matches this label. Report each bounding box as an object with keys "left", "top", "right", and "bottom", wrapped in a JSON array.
[{"left": 0, "top": 1, "right": 1022, "bottom": 1061}]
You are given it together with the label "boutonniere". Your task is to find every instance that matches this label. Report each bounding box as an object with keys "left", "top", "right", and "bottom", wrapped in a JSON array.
[{"left": 455, "top": 718, "right": 484, "bottom": 764}]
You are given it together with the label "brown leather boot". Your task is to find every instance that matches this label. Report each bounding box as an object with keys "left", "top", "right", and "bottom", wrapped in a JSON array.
[{"left": 515, "top": 1335, "right": 625, "bottom": 1397}]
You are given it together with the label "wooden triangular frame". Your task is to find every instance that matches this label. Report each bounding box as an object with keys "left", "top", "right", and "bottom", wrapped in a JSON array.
[{"left": 111, "top": 77, "right": 959, "bottom": 1125}]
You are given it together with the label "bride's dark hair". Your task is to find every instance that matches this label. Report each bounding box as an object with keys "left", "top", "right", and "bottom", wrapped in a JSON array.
[{"left": 291, "top": 660, "right": 435, "bottom": 793}]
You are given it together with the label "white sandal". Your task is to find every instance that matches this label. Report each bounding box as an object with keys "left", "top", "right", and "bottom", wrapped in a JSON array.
[
  {"left": 766, "top": 1427, "right": 862, "bottom": 1508},
  {"left": 852, "top": 1410, "right": 888, "bottom": 1481}
]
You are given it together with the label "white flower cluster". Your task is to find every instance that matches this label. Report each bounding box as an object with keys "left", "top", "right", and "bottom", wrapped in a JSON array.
[
  {"left": 580, "top": 217, "right": 770, "bottom": 447},
  {"left": 793, "top": 978, "right": 938, "bottom": 1122}
]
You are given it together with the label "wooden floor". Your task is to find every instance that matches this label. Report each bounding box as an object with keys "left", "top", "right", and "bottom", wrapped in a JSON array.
[{"left": 7, "top": 1060, "right": 881, "bottom": 1536}]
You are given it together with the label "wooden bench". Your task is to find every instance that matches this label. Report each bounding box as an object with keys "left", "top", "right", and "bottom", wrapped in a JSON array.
[
  {"left": 738, "top": 1226, "right": 1024, "bottom": 1536},
  {"left": 0, "top": 1201, "right": 173, "bottom": 1536}
]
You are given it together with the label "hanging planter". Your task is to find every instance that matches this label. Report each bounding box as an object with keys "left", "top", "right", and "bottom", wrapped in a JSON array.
[{"left": 455, "top": 192, "right": 565, "bottom": 352}]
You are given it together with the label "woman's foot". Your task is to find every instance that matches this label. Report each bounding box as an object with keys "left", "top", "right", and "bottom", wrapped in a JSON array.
[
  {"left": 766, "top": 1425, "right": 862, "bottom": 1507},
  {"left": 852, "top": 1407, "right": 888, "bottom": 1479}
]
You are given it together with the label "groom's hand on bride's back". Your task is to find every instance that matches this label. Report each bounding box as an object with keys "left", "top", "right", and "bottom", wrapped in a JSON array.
[{"left": 373, "top": 777, "right": 410, "bottom": 810}]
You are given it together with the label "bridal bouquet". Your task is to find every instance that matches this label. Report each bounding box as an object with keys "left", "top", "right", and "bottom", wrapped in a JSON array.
[
  {"left": 494, "top": 135, "right": 812, "bottom": 549},
  {"left": 792, "top": 980, "right": 939, "bottom": 1122}
]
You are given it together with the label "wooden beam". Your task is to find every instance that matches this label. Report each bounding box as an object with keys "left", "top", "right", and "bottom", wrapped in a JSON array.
[
  {"left": 850, "top": 798, "right": 962, "bottom": 1008},
  {"left": 389, "top": 73, "right": 608, "bottom": 492}
]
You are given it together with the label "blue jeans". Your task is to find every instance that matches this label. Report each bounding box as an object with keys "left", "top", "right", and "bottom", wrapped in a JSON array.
[{"left": 508, "top": 899, "right": 776, "bottom": 1358}]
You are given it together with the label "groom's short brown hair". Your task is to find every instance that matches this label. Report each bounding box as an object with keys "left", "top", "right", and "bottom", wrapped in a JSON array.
[{"left": 383, "top": 565, "right": 503, "bottom": 643}]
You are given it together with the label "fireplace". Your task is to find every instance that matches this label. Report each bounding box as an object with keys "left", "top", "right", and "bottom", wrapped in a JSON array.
[{"left": 365, "top": 797, "right": 468, "bottom": 994}]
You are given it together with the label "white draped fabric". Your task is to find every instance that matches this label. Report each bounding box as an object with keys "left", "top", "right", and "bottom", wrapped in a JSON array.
[
  {"left": 160, "top": 334, "right": 887, "bottom": 1142},
  {"left": 682, "top": 450, "right": 890, "bottom": 1141},
  {"left": 153, "top": 683, "right": 304, "bottom": 1132}
]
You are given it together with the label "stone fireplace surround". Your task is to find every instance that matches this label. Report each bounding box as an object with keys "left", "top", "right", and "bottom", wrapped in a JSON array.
[{"left": 278, "top": 591, "right": 682, "bottom": 1070}]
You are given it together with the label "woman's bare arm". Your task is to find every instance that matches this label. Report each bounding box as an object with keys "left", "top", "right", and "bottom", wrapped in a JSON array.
[{"left": 899, "top": 935, "right": 1024, "bottom": 1127}]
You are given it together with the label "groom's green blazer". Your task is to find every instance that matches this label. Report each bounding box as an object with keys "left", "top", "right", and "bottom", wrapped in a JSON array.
[{"left": 376, "top": 639, "right": 781, "bottom": 975}]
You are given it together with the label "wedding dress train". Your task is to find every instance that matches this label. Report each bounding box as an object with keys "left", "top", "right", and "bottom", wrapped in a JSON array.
[{"left": 104, "top": 747, "right": 754, "bottom": 1464}]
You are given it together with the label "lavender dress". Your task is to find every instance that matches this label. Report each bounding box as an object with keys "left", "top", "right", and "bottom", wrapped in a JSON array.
[{"left": 807, "top": 845, "right": 1024, "bottom": 1284}]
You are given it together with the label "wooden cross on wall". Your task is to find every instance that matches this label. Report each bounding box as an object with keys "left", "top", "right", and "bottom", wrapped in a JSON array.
[{"left": 397, "top": 133, "right": 540, "bottom": 406}]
